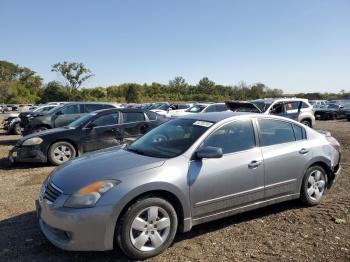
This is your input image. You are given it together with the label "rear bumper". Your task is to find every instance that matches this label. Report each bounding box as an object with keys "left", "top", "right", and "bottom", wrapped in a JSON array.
[{"left": 9, "top": 145, "right": 47, "bottom": 163}]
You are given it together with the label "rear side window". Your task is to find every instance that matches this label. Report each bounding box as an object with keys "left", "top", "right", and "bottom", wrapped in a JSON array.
[
  {"left": 258, "top": 119, "right": 295, "bottom": 146},
  {"left": 285, "top": 101, "right": 300, "bottom": 113},
  {"left": 122, "top": 112, "right": 145, "bottom": 123},
  {"left": 92, "top": 113, "right": 119, "bottom": 127},
  {"left": 202, "top": 120, "right": 255, "bottom": 154},
  {"left": 61, "top": 105, "right": 80, "bottom": 114},
  {"left": 292, "top": 124, "right": 304, "bottom": 140},
  {"left": 301, "top": 102, "right": 310, "bottom": 109}
]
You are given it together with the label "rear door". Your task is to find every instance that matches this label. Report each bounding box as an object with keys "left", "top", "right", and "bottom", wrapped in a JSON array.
[
  {"left": 121, "top": 112, "right": 149, "bottom": 143},
  {"left": 257, "top": 118, "right": 312, "bottom": 199},
  {"left": 81, "top": 112, "right": 121, "bottom": 152},
  {"left": 53, "top": 104, "right": 83, "bottom": 127}
]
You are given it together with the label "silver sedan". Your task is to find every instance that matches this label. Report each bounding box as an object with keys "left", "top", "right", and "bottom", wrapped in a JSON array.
[{"left": 36, "top": 112, "right": 341, "bottom": 260}]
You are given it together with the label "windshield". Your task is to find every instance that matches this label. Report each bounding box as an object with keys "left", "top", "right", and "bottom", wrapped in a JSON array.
[
  {"left": 251, "top": 101, "right": 271, "bottom": 112},
  {"left": 34, "top": 106, "right": 56, "bottom": 113},
  {"left": 67, "top": 112, "right": 97, "bottom": 129},
  {"left": 185, "top": 104, "right": 206, "bottom": 113},
  {"left": 126, "top": 118, "right": 213, "bottom": 158}
]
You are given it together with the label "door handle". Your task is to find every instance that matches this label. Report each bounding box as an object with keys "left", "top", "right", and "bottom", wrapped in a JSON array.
[
  {"left": 248, "top": 160, "right": 262, "bottom": 169},
  {"left": 299, "top": 148, "right": 309, "bottom": 154}
]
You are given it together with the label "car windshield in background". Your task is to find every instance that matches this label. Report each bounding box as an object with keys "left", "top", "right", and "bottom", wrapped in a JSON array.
[
  {"left": 67, "top": 112, "right": 97, "bottom": 129},
  {"left": 186, "top": 104, "right": 206, "bottom": 113},
  {"left": 251, "top": 101, "right": 271, "bottom": 112},
  {"left": 47, "top": 105, "right": 63, "bottom": 114},
  {"left": 126, "top": 118, "right": 213, "bottom": 158}
]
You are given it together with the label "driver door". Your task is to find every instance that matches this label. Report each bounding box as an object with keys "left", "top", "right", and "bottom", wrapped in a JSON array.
[
  {"left": 189, "top": 120, "right": 264, "bottom": 219},
  {"left": 82, "top": 112, "right": 122, "bottom": 153}
]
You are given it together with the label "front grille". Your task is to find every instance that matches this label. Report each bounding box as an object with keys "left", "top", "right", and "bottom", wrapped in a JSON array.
[{"left": 44, "top": 182, "right": 63, "bottom": 203}]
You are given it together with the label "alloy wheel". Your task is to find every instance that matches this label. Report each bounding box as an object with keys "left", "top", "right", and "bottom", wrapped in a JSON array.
[
  {"left": 129, "top": 206, "right": 171, "bottom": 252},
  {"left": 53, "top": 145, "right": 73, "bottom": 163},
  {"left": 307, "top": 170, "right": 326, "bottom": 201}
]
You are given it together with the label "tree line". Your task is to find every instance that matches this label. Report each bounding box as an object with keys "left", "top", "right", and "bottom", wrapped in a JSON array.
[{"left": 0, "top": 60, "right": 349, "bottom": 104}]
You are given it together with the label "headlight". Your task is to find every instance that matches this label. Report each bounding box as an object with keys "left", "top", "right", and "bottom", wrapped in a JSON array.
[
  {"left": 22, "top": 137, "right": 43, "bottom": 146},
  {"left": 64, "top": 180, "right": 120, "bottom": 208}
]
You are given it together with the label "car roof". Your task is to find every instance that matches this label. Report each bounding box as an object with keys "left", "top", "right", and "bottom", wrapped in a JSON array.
[
  {"left": 92, "top": 108, "right": 147, "bottom": 114},
  {"left": 179, "top": 111, "right": 252, "bottom": 122},
  {"left": 251, "top": 98, "right": 309, "bottom": 103}
]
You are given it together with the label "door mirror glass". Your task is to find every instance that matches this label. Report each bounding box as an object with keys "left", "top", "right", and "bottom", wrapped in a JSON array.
[{"left": 196, "top": 146, "right": 223, "bottom": 159}]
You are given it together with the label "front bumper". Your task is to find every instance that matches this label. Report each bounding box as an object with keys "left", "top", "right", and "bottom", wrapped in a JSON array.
[
  {"left": 329, "top": 164, "right": 342, "bottom": 188},
  {"left": 9, "top": 145, "right": 47, "bottom": 163},
  {"left": 36, "top": 199, "right": 116, "bottom": 251}
]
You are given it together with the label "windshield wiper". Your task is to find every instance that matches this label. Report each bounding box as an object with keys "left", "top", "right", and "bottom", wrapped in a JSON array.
[{"left": 126, "top": 147, "right": 146, "bottom": 156}]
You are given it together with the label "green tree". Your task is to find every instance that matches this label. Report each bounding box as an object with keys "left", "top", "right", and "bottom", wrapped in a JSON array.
[
  {"left": 125, "top": 84, "right": 140, "bottom": 103},
  {"left": 40, "top": 81, "right": 70, "bottom": 103},
  {"left": 51, "top": 61, "right": 94, "bottom": 93}
]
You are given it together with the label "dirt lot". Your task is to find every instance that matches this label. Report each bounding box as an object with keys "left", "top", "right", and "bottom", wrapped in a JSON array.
[{"left": 0, "top": 115, "right": 349, "bottom": 262}]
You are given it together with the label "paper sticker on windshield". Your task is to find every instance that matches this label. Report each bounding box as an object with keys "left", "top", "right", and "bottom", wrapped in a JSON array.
[{"left": 193, "top": 121, "right": 213, "bottom": 127}]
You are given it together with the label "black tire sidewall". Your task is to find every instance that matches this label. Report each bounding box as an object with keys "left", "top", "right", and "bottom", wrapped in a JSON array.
[
  {"left": 48, "top": 141, "right": 76, "bottom": 165},
  {"left": 301, "top": 120, "right": 311, "bottom": 127},
  {"left": 300, "top": 165, "right": 327, "bottom": 206},
  {"left": 13, "top": 123, "right": 21, "bottom": 135},
  {"left": 117, "top": 197, "right": 178, "bottom": 260}
]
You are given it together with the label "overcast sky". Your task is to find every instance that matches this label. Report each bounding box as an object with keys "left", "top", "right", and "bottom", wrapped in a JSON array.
[{"left": 1, "top": 0, "right": 349, "bottom": 93}]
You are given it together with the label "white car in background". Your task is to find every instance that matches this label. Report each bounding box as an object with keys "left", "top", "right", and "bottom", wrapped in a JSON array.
[
  {"left": 152, "top": 103, "right": 193, "bottom": 117},
  {"left": 170, "top": 103, "right": 228, "bottom": 117}
]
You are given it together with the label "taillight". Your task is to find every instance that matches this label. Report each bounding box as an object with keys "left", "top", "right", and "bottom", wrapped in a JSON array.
[{"left": 326, "top": 136, "right": 341, "bottom": 152}]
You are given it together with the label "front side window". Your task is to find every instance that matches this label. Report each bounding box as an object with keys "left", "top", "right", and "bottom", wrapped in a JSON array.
[
  {"left": 85, "top": 104, "right": 105, "bottom": 112},
  {"left": 61, "top": 105, "right": 80, "bottom": 114},
  {"left": 92, "top": 112, "right": 119, "bottom": 127},
  {"left": 215, "top": 104, "right": 228, "bottom": 112},
  {"left": 127, "top": 119, "right": 212, "bottom": 158},
  {"left": 258, "top": 119, "right": 295, "bottom": 146},
  {"left": 202, "top": 120, "right": 255, "bottom": 154},
  {"left": 204, "top": 105, "right": 216, "bottom": 112}
]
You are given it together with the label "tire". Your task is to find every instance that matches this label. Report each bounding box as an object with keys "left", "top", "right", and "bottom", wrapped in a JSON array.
[
  {"left": 117, "top": 197, "right": 178, "bottom": 260},
  {"left": 301, "top": 119, "right": 311, "bottom": 127},
  {"left": 34, "top": 126, "right": 48, "bottom": 132},
  {"left": 48, "top": 141, "right": 76, "bottom": 166},
  {"left": 300, "top": 165, "right": 327, "bottom": 206},
  {"left": 12, "top": 122, "right": 22, "bottom": 135}
]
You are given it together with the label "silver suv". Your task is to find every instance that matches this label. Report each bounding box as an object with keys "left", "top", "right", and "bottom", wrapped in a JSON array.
[
  {"left": 37, "top": 112, "right": 340, "bottom": 259},
  {"left": 225, "top": 98, "right": 315, "bottom": 127}
]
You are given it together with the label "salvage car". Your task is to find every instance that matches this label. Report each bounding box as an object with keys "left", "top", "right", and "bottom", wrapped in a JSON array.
[
  {"left": 20, "top": 102, "right": 117, "bottom": 135},
  {"left": 225, "top": 98, "right": 315, "bottom": 127},
  {"left": 10, "top": 108, "right": 167, "bottom": 165},
  {"left": 4, "top": 105, "right": 58, "bottom": 135},
  {"left": 36, "top": 112, "right": 341, "bottom": 259},
  {"left": 314, "top": 103, "right": 347, "bottom": 120}
]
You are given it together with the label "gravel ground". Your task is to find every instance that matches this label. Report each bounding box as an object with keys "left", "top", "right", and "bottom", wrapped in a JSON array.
[{"left": 0, "top": 115, "right": 349, "bottom": 261}]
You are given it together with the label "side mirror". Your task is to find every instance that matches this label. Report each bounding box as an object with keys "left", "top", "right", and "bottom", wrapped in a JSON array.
[
  {"left": 56, "top": 111, "right": 63, "bottom": 116},
  {"left": 196, "top": 146, "right": 223, "bottom": 159}
]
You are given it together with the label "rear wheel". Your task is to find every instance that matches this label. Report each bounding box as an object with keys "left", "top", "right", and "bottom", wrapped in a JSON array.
[
  {"left": 301, "top": 119, "right": 311, "bottom": 127},
  {"left": 117, "top": 197, "right": 178, "bottom": 260},
  {"left": 300, "top": 165, "right": 327, "bottom": 206},
  {"left": 48, "top": 141, "right": 76, "bottom": 165}
]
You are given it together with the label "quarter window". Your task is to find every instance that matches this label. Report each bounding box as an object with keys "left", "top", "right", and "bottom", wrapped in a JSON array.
[
  {"left": 292, "top": 124, "right": 304, "bottom": 141},
  {"left": 258, "top": 119, "right": 295, "bottom": 146},
  {"left": 202, "top": 120, "right": 255, "bottom": 154}
]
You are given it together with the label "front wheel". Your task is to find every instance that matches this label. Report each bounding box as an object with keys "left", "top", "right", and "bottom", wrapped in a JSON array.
[
  {"left": 48, "top": 141, "right": 76, "bottom": 165},
  {"left": 12, "top": 122, "right": 22, "bottom": 135},
  {"left": 117, "top": 197, "right": 178, "bottom": 260},
  {"left": 300, "top": 166, "right": 327, "bottom": 206}
]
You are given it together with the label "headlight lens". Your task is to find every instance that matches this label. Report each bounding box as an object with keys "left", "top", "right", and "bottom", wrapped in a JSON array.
[
  {"left": 22, "top": 137, "right": 43, "bottom": 146},
  {"left": 64, "top": 180, "right": 120, "bottom": 208}
]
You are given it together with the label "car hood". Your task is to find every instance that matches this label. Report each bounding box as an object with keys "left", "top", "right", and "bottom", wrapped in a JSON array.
[
  {"left": 225, "top": 101, "right": 262, "bottom": 113},
  {"left": 19, "top": 127, "right": 70, "bottom": 143},
  {"left": 50, "top": 148, "right": 166, "bottom": 194}
]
